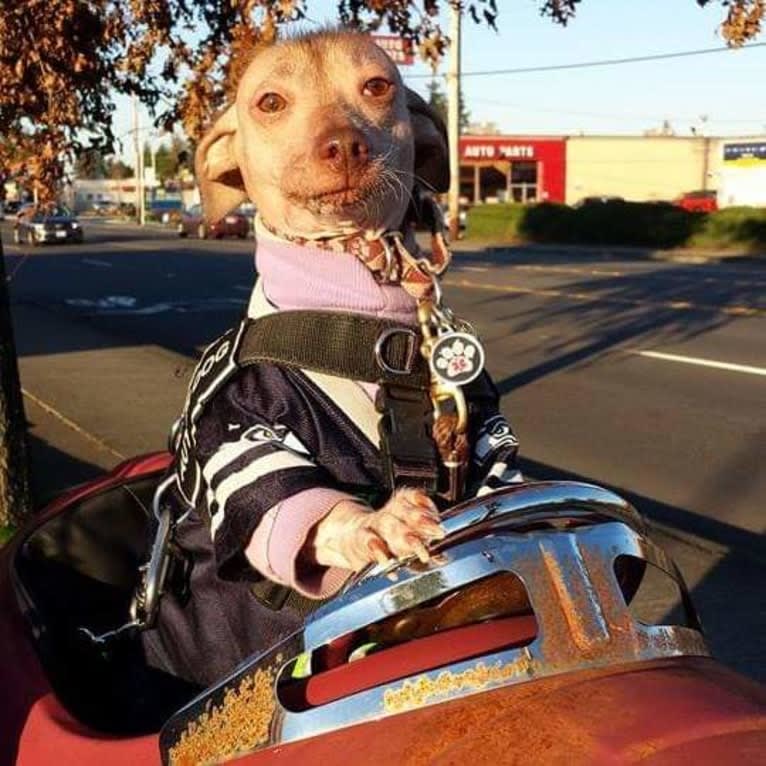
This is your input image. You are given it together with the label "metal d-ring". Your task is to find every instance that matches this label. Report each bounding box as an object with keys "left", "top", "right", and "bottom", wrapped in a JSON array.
[{"left": 374, "top": 327, "right": 419, "bottom": 375}]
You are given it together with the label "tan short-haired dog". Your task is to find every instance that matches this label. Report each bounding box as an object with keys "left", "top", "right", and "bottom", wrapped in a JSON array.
[
  {"left": 145, "top": 29, "right": 518, "bottom": 688},
  {"left": 193, "top": 29, "right": 451, "bottom": 573}
]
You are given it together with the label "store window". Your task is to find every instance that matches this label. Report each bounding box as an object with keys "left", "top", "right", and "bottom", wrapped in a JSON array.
[{"left": 459, "top": 160, "right": 541, "bottom": 204}]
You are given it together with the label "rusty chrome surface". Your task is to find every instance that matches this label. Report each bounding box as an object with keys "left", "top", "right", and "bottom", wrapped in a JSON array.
[
  {"left": 343, "top": 482, "right": 645, "bottom": 592},
  {"left": 160, "top": 481, "right": 708, "bottom": 765}
]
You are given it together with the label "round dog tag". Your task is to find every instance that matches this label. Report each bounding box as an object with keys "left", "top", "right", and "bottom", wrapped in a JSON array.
[{"left": 430, "top": 332, "right": 485, "bottom": 386}]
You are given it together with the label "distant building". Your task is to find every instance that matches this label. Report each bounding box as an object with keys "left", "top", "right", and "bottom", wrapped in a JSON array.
[
  {"left": 717, "top": 140, "right": 766, "bottom": 207},
  {"left": 465, "top": 121, "right": 501, "bottom": 136},
  {"left": 71, "top": 170, "right": 199, "bottom": 212},
  {"left": 72, "top": 175, "right": 159, "bottom": 212},
  {"left": 456, "top": 133, "right": 766, "bottom": 207}
]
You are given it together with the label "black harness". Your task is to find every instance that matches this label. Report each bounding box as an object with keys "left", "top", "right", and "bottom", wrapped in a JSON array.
[
  {"left": 124, "top": 308, "right": 496, "bottom": 626},
  {"left": 153, "top": 310, "right": 446, "bottom": 616},
  {"left": 170, "top": 310, "right": 440, "bottom": 516}
]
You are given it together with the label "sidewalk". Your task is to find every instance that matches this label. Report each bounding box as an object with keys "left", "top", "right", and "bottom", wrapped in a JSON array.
[{"left": 13, "top": 302, "right": 192, "bottom": 504}]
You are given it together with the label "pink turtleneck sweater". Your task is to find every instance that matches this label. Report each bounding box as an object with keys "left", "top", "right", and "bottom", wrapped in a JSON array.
[{"left": 243, "top": 233, "right": 418, "bottom": 598}]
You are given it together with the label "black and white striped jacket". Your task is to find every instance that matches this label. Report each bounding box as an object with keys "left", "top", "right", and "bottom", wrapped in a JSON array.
[
  {"left": 180, "top": 359, "right": 518, "bottom": 581},
  {"left": 169, "top": 283, "right": 519, "bottom": 582}
]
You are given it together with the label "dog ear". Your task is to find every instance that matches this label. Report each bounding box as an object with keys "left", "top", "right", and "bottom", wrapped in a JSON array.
[
  {"left": 406, "top": 87, "right": 450, "bottom": 193},
  {"left": 195, "top": 105, "right": 247, "bottom": 224}
]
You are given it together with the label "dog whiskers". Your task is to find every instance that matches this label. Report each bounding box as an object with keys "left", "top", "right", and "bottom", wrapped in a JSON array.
[{"left": 394, "top": 167, "right": 438, "bottom": 195}]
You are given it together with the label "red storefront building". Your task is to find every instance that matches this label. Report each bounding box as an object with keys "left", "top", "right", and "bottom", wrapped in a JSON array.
[{"left": 458, "top": 136, "right": 567, "bottom": 205}]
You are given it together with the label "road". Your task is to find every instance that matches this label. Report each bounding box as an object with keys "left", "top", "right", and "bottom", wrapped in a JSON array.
[{"left": 3, "top": 218, "right": 765, "bottom": 679}]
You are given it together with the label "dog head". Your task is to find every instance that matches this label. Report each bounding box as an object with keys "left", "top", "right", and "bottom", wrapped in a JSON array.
[{"left": 195, "top": 29, "right": 448, "bottom": 237}]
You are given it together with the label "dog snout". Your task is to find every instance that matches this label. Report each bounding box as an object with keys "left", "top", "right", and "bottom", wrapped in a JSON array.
[{"left": 317, "top": 127, "right": 370, "bottom": 173}]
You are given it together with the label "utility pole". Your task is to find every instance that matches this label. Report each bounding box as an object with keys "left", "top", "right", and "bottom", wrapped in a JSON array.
[
  {"left": 0, "top": 239, "right": 31, "bottom": 529},
  {"left": 447, "top": 2, "right": 462, "bottom": 242},
  {"left": 702, "top": 136, "right": 711, "bottom": 192},
  {"left": 132, "top": 94, "right": 146, "bottom": 226}
]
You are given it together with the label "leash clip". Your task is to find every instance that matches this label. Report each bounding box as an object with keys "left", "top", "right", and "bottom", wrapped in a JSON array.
[{"left": 130, "top": 475, "right": 184, "bottom": 631}]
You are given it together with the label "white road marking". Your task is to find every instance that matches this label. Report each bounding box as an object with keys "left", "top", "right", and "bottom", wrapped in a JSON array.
[
  {"left": 63, "top": 295, "right": 244, "bottom": 314},
  {"left": 459, "top": 265, "right": 489, "bottom": 272},
  {"left": 634, "top": 350, "right": 766, "bottom": 377},
  {"left": 82, "top": 258, "right": 112, "bottom": 268},
  {"left": 108, "top": 241, "right": 174, "bottom": 251},
  {"left": 514, "top": 264, "right": 624, "bottom": 277},
  {"left": 233, "top": 285, "right": 252, "bottom": 292},
  {"left": 66, "top": 296, "right": 137, "bottom": 309}
]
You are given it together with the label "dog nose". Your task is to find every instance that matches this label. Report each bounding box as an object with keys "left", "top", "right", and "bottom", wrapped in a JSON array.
[{"left": 317, "top": 128, "right": 370, "bottom": 172}]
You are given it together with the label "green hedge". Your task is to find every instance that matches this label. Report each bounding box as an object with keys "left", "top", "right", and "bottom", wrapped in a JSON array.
[
  {"left": 465, "top": 202, "right": 766, "bottom": 251},
  {"left": 689, "top": 207, "right": 766, "bottom": 250}
]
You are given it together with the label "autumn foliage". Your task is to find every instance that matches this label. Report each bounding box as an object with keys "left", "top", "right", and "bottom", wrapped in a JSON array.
[{"left": 0, "top": 0, "right": 763, "bottom": 200}]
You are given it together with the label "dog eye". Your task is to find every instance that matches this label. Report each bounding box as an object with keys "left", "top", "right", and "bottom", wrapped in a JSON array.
[
  {"left": 257, "top": 93, "right": 287, "bottom": 113},
  {"left": 362, "top": 78, "right": 393, "bottom": 98}
]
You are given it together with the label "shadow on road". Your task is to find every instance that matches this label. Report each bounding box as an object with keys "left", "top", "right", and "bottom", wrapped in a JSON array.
[
  {"left": 519, "top": 456, "right": 764, "bottom": 561},
  {"left": 485, "top": 262, "right": 765, "bottom": 394},
  {"left": 5, "top": 246, "right": 253, "bottom": 359}
]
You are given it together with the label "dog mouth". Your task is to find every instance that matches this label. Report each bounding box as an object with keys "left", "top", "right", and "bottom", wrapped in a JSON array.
[
  {"left": 311, "top": 185, "right": 366, "bottom": 207},
  {"left": 287, "top": 168, "right": 387, "bottom": 216}
]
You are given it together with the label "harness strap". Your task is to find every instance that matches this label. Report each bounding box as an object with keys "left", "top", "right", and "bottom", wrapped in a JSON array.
[
  {"left": 376, "top": 384, "right": 439, "bottom": 493},
  {"left": 250, "top": 578, "right": 325, "bottom": 617},
  {"left": 237, "top": 311, "right": 429, "bottom": 388}
]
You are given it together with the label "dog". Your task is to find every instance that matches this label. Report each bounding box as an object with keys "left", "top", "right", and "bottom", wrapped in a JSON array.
[
  {"left": 196, "top": 28, "right": 448, "bottom": 239},
  {"left": 196, "top": 27, "right": 451, "bottom": 570},
  {"left": 143, "top": 28, "right": 518, "bottom": 689}
]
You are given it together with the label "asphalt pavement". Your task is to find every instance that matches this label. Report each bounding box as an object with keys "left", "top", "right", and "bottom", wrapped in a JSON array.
[{"left": 3, "top": 218, "right": 765, "bottom": 680}]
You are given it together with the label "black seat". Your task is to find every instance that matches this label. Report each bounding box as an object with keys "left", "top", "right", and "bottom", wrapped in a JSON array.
[{"left": 14, "top": 472, "right": 200, "bottom": 734}]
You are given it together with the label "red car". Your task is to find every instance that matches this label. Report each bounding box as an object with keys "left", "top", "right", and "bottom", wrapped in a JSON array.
[
  {"left": 177, "top": 204, "right": 250, "bottom": 239},
  {"left": 674, "top": 190, "right": 718, "bottom": 213},
  {"left": 2, "top": 456, "right": 765, "bottom": 765}
]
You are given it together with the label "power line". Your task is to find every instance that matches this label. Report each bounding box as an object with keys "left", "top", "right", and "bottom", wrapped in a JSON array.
[
  {"left": 468, "top": 96, "right": 765, "bottom": 125},
  {"left": 405, "top": 41, "right": 766, "bottom": 79}
]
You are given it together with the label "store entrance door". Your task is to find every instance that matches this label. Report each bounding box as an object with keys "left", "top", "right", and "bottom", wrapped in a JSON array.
[{"left": 508, "top": 161, "right": 538, "bottom": 203}]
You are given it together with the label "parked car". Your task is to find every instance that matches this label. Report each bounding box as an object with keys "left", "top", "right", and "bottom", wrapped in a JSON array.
[
  {"left": 573, "top": 195, "right": 625, "bottom": 208},
  {"left": 442, "top": 202, "right": 468, "bottom": 232},
  {"left": 237, "top": 202, "right": 257, "bottom": 235},
  {"left": 674, "top": 189, "right": 718, "bottom": 213},
  {"left": 177, "top": 204, "right": 250, "bottom": 239},
  {"left": 148, "top": 199, "right": 184, "bottom": 224},
  {"left": 3, "top": 200, "right": 21, "bottom": 216},
  {"left": 13, "top": 204, "right": 84, "bottom": 246}
]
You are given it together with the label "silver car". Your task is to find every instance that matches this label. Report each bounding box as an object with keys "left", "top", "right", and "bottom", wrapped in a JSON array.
[{"left": 14, "top": 205, "right": 84, "bottom": 246}]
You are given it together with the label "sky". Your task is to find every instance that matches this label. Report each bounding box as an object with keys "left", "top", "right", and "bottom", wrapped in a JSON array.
[{"left": 112, "top": 0, "right": 766, "bottom": 156}]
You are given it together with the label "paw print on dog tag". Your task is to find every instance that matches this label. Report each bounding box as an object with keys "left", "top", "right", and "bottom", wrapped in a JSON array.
[{"left": 430, "top": 332, "right": 485, "bottom": 386}]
